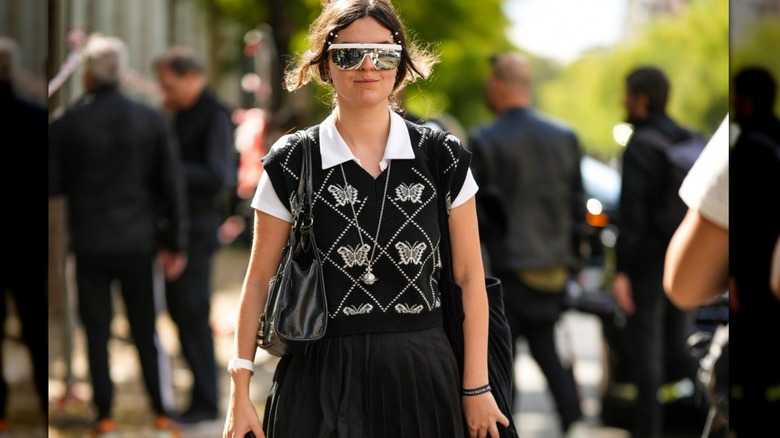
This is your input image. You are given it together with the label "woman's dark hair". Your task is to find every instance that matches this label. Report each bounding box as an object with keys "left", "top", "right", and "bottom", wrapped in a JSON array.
[
  {"left": 285, "top": 0, "right": 438, "bottom": 110},
  {"left": 626, "top": 66, "right": 670, "bottom": 115}
]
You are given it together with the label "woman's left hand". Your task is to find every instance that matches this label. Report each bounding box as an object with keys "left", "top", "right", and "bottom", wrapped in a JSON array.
[{"left": 462, "top": 391, "right": 510, "bottom": 438}]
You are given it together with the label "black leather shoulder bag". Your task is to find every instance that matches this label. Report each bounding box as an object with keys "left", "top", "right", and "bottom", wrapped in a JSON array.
[{"left": 257, "top": 130, "right": 328, "bottom": 357}]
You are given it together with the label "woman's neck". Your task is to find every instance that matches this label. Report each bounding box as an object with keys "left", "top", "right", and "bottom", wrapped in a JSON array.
[{"left": 334, "top": 104, "right": 391, "bottom": 178}]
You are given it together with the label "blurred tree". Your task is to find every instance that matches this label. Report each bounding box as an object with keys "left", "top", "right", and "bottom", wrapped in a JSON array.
[
  {"left": 538, "top": 0, "right": 728, "bottom": 159},
  {"left": 205, "top": 0, "right": 727, "bottom": 158},
  {"left": 205, "top": 0, "right": 514, "bottom": 129},
  {"left": 208, "top": 0, "right": 319, "bottom": 111}
]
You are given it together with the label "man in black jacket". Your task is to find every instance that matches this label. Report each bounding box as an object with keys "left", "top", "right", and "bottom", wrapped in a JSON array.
[
  {"left": 611, "top": 66, "right": 704, "bottom": 438},
  {"left": 468, "top": 53, "right": 587, "bottom": 436},
  {"left": 153, "top": 47, "right": 235, "bottom": 425},
  {"left": 48, "top": 34, "right": 188, "bottom": 436}
]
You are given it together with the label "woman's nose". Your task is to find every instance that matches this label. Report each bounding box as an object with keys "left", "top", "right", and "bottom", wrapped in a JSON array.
[{"left": 358, "top": 53, "right": 375, "bottom": 70}]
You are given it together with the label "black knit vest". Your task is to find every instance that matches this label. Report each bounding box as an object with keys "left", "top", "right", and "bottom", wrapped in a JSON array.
[{"left": 261, "top": 120, "right": 471, "bottom": 336}]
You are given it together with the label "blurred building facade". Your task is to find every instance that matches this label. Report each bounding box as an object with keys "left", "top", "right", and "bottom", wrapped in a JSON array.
[
  {"left": 730, "top": 0, "right": 780, "bottom": 46},
  {"left": 48, "top": 0, "right": 245, "bottom": 113},
  {"left": 623, "top": 0, "right": 724, "bottom": 36}
]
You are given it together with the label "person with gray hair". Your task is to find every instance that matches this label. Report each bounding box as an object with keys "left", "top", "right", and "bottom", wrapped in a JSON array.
[
  {"left": 1, "top": 35, "right": 48, "bottom": 437},
  {"left": 49, "top": 33, "right": 188, "bottom": 437},
  {"left": 80, "top": 34, "right": 128, "bottom": 86}
]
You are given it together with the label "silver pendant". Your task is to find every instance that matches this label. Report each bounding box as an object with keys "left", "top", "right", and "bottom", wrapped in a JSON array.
[{"left": 361, "top": 271, "right": 377, "bottom": 285}]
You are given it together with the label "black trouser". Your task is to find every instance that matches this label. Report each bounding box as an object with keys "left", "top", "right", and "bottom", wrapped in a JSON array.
[
  {"left": 625, "top": 269, "right": 700, "bottom": 438},
  {"left": 0, "top": 271, "right": 48, "bottom": 418},
  {"left": 75, "top": 252, "right": 174, "bottom": 420},
  {"left": 165, "top": 239, "right": 218, "bottom": 416},
  {"left": 496, "top": 270, "right": 583, "bottom": 432}
]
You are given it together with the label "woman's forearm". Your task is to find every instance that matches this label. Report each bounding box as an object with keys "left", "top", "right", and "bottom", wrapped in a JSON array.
[
  {"left": 460, "top": 277, "right": 491, "bottom": 389},
  {"left": 448, "top": 197, "right": 491, "bottom": 389},
  {"left": 229, "top": 211, "right": 291, "bottom": 392},
  {"left": 664, "top": 209, "right": 728, "bottom": 309}
]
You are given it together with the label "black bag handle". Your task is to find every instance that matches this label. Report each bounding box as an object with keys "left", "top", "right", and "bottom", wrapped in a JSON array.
[{"left": 295, "top": 130, "right": 315, "bottom": 250}]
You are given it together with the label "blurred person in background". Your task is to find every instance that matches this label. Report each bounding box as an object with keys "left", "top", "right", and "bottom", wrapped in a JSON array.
[
  {"left": 468, "top": 53, "right": 587, "bottom": 436},
  {"left": 663, "top": 114, "right": 730, "bottom": 437},
  {"left": 728, "top": 66, "right": 780, "bottom": 436},
  {"left": 611, "top": 66, "right": 706, "bottom": 438},
  {"left": 0, "top": 36, "right": 48, "bottom": 437},
  {"left": 48, "top": 33, "right": 188, "bottom": 437},
  {"left": 153, "top": 46, "right": 235, "bottom": 426}
]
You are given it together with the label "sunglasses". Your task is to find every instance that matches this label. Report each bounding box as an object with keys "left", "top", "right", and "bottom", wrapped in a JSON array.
[{"left": 327, "top": 43, "right": 402, "bottom": 71}]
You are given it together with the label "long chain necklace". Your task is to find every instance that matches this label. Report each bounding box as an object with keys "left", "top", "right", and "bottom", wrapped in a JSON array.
[{"left": 340, "top": 161, "right": 392, "bottom": 285}]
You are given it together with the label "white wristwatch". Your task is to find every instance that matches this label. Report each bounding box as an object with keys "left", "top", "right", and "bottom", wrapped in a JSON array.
[{"left": 227, "top": 358, "right": 255, "bottom": 375}]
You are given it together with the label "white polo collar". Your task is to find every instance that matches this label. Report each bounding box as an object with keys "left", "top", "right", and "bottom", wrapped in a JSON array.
[{"left": 318, "top": 107, "right": 415, "bottom": 171}]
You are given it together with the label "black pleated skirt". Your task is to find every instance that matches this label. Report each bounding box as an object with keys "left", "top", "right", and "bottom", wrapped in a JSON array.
[{"left": 262, "top": 325, "right": 465, "bottom": 438}]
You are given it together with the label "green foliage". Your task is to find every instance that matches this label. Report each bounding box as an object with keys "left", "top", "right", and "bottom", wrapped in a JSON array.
[
  {"left": 306, "top": 0, "right": 514, "bottom": 126},
  {"left": 538, "top": 0, "right": 729, "bottom": 158},
  {"left": 393, "top": 0, "right": 511, "bottom": 123},
  {"left": 212, "top": 0, "right": 268, "bottom": 26},
  {"left": 206, "top": 0, "right": 727, "bottom": 158}
]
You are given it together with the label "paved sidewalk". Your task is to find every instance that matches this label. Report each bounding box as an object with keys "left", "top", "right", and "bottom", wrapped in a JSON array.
[
  {"left": 1, "top": 335, "right": 47, "bottom": 438},
  {"left": 44, "top": 245, "right": 635, "bottom": 437}
]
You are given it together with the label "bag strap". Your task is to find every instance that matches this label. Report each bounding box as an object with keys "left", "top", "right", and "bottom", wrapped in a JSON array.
[
  {"left": 428, "top": 129, "right": 455, "bottom": 283},
  {"left": 296, "top": 130, "right": 316, "bottom": 249}
]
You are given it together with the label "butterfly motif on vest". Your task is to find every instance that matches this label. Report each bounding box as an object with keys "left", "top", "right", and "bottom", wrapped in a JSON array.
[
  {"left": 328, "top": 183, "right": 359, "bottom": 206},
  {"left": 344, "top": 303, "right": 374, "bottom": 315},
  {"left": 337, "top": 243, "right": 371, "bottom": 267},
  {"left": 395, "top": 303, "right": 424, "bottom": 314},
  {"left": 394, "top": 182, "right": 424, "bottom": 203},
  {"left": 395, "top": 241, "right": 427, "bottom": 265}
]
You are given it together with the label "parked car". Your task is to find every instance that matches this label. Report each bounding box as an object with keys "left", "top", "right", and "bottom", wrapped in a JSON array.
[{"left": 573, "top": 155, "right": 621, "bottom": 300}]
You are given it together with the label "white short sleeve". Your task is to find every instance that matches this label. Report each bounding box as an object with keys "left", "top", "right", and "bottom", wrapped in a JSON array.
[
  {"left": 250, "top": 171, "right": 293, "bottom": 223},
  {"left": 450, "top": 168, "right": 478, "bottom": 209},
  {"left": 678, "top": 115, "right": 729, "bottom": 229}
]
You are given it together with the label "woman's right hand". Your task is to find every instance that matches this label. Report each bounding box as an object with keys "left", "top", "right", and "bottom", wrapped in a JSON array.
[{"left": 222, "top": 394, "right": 264, "bottom": 438}]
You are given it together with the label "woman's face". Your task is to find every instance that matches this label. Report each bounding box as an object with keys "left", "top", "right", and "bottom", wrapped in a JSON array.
[{"left": 326, "top": 16, "right": 398, "bottom": 110}]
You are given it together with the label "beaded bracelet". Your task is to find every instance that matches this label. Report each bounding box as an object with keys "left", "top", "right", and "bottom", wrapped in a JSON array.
[{"left": 462, "top": 384, "right": 491, "bottom": 396}]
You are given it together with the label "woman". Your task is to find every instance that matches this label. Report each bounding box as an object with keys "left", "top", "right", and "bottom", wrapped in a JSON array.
[{"left": 223, "top": 1, "right": 509, "bottom": 437}]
